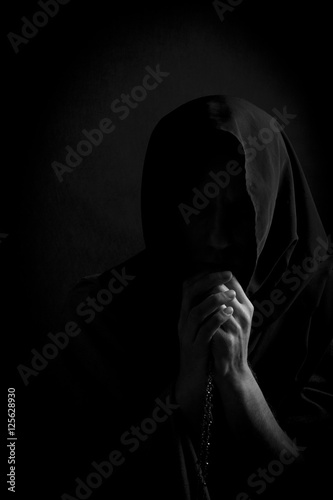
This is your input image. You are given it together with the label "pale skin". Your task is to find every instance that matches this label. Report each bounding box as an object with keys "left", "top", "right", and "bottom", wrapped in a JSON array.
[{"left": 175, "top": 269, "right": 302, "bottom": 462}]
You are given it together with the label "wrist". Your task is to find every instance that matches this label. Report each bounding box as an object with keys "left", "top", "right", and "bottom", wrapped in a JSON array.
[{"left": 214, "top": 364, "right": 256, "bottom": 397}]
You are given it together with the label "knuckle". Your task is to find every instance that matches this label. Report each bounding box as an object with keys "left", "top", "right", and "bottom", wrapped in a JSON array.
[
  {"left": 224, "top": 332, "right": 234, "bottom": 347},
  {"left": 219, "top": 283, "right": 229, "bottom": 292},
  {"left": 243, "top": 309, "right": 253, "bottom": 324},
  {"left": 229, "top": 335, "right": 238, "bottom": 351},
  {"left": 247, "top": 300, "right": 254, "bottom": 313}
]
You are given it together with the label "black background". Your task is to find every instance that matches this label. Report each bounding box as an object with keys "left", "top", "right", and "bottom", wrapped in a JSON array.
[{"left": 2, "top": 0, "right": 331, "bottom": 498}]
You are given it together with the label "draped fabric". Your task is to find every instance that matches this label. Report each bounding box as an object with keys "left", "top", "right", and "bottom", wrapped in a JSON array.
[{"left": 43, "top": 96, "right": 332, "bottom": 499}]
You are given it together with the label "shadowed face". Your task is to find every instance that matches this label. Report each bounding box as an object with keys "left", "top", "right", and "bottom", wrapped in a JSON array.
[{"left": 181, "top": 157, "right": 257, "bottom": 288}]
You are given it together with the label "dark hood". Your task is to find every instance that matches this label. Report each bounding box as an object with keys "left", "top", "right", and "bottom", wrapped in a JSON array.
[{"left": 141, "top": 95, "right": 328, "bottom": 298}]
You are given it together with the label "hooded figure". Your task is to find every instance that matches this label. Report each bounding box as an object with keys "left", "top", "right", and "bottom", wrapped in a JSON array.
[{"left": 46, "top": 96, "right": 332, "bottom": 500}]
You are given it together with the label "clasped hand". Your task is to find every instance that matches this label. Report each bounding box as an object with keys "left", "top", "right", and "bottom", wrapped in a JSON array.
[{"left": 176, "top": 271, "right": 254, "bottom": 412}]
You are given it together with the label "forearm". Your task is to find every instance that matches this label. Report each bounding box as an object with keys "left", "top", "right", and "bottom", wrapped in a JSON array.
[{"left": 216, "top": 367, "right": 303, "bottom": 461}]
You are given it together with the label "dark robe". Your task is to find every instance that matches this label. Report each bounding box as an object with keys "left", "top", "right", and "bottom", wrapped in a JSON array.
[{"left": 26, "top": 96, "right": 333, "bottom": 500}]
